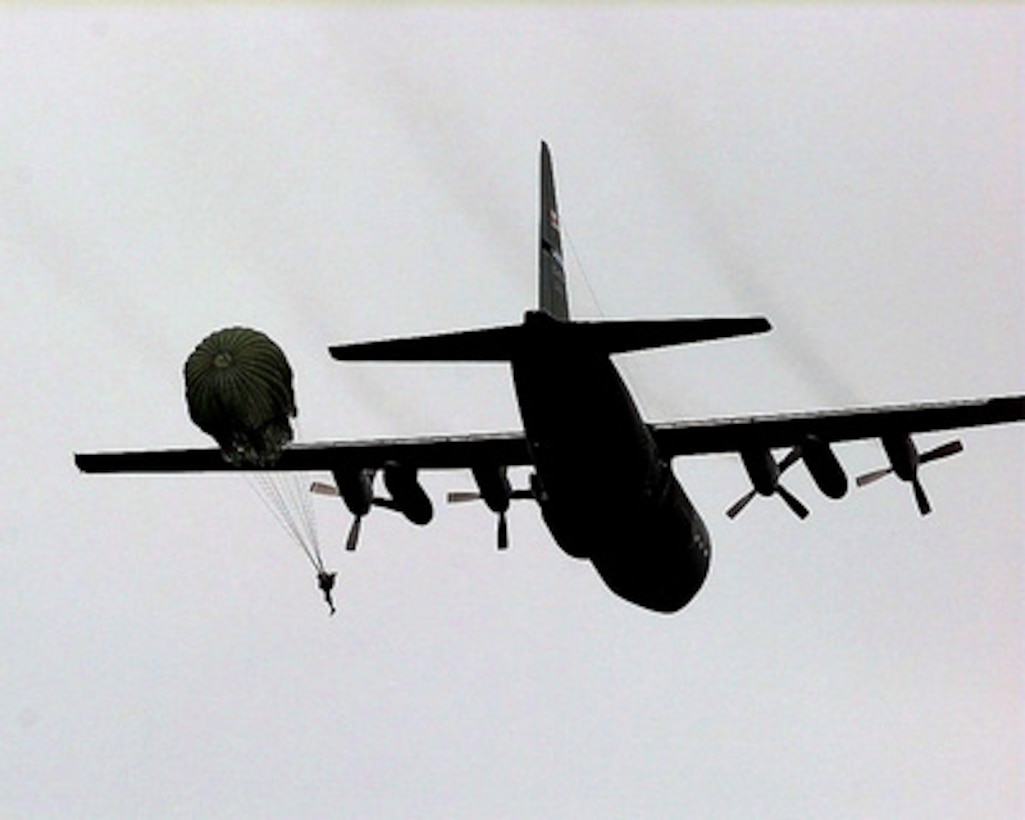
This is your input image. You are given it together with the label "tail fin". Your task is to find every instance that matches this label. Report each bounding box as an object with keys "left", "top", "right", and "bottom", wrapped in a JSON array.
[
  {"left": 539, "top": 141, "right": 569, "bottom": 320},
  {"left": 328, "top": 142, "right": 772, "bottom": 363}
]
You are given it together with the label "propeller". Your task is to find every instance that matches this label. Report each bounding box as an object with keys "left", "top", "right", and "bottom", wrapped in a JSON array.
[
  {"left": 447, "top": 491, "right": 483, "bottom": 503},
  {"left": 311, "top": 481, "right": 366, "bottom": 551},
  {"left": 910, "top": 477, "right": 931, "bottom": 516},
  {"left": 774, "top": 483, "right": 811, "bottom": 520},
  {"left": 497, "top": 511, "right": 508, "bottom": 551},
  {"left": 310, "top": 481, "right": 339, "bottom": 497},
  {"left": 345, "top": 515, "right": 363, "bottom": 551},
  {"left": 726, "top": 447, "right": 808, "bottom": 520},
  {"left": 855, "top": 439, "right": 963, "bottom": 515},
  {"left": 445, "top": 488, "right": 534, "bottom": 503},
  {"left": 447, "top": 487, "right": 531, "bottom": 550}
]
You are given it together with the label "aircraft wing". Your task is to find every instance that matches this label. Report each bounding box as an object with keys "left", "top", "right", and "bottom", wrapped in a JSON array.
[
  {"left": 74, "top": 430, "right": 531, "bottom": 474},
  {"left": 76, "top": 395, "right": 1025, "bottom": 474},
  {"left": 650, "top": 394, "right": 1025, "bottom": 456}
]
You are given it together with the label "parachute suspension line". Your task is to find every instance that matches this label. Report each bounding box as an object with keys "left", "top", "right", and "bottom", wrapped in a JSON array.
[
  {"left": 283, "top": 464, "right": 324, "bottom": 569},
  {"left": 289, "top": 417, "right": 326, "bottom": 571},
  {"left": 562, "top": 223, "right": 606, "bottom": 319},
  {"left": 246, "top": 474, "right": 308, "bottom": 565},
  {"left": 255, "top": 475, "right": 310, "bottom": 559},
  {"left": 247, "top": 473, "right": 323, "bottom": 573},
  {"left": 184, "top": 326, "right": 335, "bottom": 613}
]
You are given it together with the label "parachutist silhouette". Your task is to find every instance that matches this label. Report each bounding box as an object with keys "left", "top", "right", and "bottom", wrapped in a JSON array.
[{"left": 317, "top": 571, "right": 337, "bottom": 615}]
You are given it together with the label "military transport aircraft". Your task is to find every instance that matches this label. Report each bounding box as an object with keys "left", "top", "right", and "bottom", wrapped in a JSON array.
[{"left": 75, "top": 142, "right": 1024, "bottom": 613}]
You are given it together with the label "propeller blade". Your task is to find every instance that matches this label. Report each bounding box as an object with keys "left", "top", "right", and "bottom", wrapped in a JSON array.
[
  {"left": 727, "top": 446, "right": 804, "bottom": 519},
  {"left": 777, "top": 484, "right": 810, "bottom": 519},
  {"left": 911, "top": 477, "right": 932, "bottom": 516},
  {"left": 778, "top": 447, "right": 802, "bottom": 473},
  {"left": 726, "top": 488, "right": 757, "bottom": 519},
  {"left": 856, "top": 467, "right": 893, "bottom": 487},
  {"left": 919, "top": 440, "right": 963, "bottom": 464},
  {"left": 497, "top": 511, "right": 508, "bottom": 551},
  {"left": 310, "top": 481, "right": 340, "bottom": 497},
  {"left": 345, "top": 515, "right": 363, "bottom": 551},
  {"left": 447, "top": 491, "right": 481, "bottom": 503}
]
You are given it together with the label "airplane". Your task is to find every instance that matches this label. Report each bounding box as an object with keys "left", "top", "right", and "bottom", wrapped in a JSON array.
[{"left": 75, "top": 142, "right": 1025, "bottom": 614}]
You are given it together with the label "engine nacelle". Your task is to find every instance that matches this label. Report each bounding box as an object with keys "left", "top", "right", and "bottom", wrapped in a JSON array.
[
  {"left": 331, "top": 468, "right": 374, "bottom": 517},
  {"left": 882, "top": 434, "right": 918, "bottom": 481},
  {"left": 740, "top": 447, "right": 778, "bottom": 496},
  {"left": 472, "top": 464, "right": 512, "bottom": 513},
  {"left": 801, "top": 436, "right": 848, "bottom": 499},
  {"left": 382, "top": 461, "right": 433, "bottom": 525}
]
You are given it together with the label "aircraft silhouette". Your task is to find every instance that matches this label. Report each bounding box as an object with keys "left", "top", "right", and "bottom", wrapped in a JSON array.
[{"left": 75, "top": 142, "right": 1024, "bottom": 613}]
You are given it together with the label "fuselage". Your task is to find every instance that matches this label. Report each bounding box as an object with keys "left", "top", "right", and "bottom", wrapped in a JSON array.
[{"left": 511, "top": 311, "right": 711, "bottom": 613}]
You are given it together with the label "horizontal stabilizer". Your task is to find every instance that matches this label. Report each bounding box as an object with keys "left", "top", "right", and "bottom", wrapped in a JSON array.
[
  {"left": 573, "top": 316, "right": 771, "bottom": 355},
  {"left": 329, "top": 324, "right": 523, "bottom": 361},
  {"left": 329, "top": 315, "right": 770, "bottom": 362}
]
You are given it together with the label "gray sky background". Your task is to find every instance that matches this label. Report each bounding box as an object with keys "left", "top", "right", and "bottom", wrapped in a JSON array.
[{"left": 1, "top": 7, "right": 1023, "bottom": 819}]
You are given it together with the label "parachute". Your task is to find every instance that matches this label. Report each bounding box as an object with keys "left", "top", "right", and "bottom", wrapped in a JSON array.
[
  {"left": 185, "top": 327, "right": 334, "bottom": 614},
  {"left": 184, "top": 326, "right": 296, "bottom": 467}
]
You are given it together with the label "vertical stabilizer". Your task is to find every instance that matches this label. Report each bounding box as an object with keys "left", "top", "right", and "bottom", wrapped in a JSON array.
[
  {"left": 326, "top": 142, "right": 770, "bottom": 364},
  {"left": 539, "top": 141, "right": 569, "bottom": 320}
]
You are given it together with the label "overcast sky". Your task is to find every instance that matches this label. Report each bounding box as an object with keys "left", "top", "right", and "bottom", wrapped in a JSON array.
[{"left": 1, "top": 6, "right": 1023, "bottom": 819}]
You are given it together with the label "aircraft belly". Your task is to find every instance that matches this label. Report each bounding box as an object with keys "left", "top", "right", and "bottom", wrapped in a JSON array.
[
  {"left": 512, "top": 353, "right": 655, "bottom": 549},
  {"left": 515, "top": 352, "right": 654, "bottom": 468},
  {"left": 588, "top": 479, "right": 711, "bottom": 613},
  {"left": 512, "top": 353, "right": 711, "bottom": 612}
]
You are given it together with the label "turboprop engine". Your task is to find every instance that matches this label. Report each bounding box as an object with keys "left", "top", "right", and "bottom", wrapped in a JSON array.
[
  {"left": 446, "top": 464, "right": 535, "bottom": 550},
  {"left": 856, "top": 434, "right": 963, "bottom": 515},
  {"left": 311, "top": 462, "right": 433, "bottom": 552},
  {"left": 727, "top": 446, "right": 808, "bottom": 519},
  {"left": 727, "top": 435, "right": 849, "bottom": 519}
]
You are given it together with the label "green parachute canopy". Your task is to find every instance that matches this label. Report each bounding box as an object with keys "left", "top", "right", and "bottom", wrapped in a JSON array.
[{"left": 184, "top": 327, "right": 296, "bottom": 466}]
